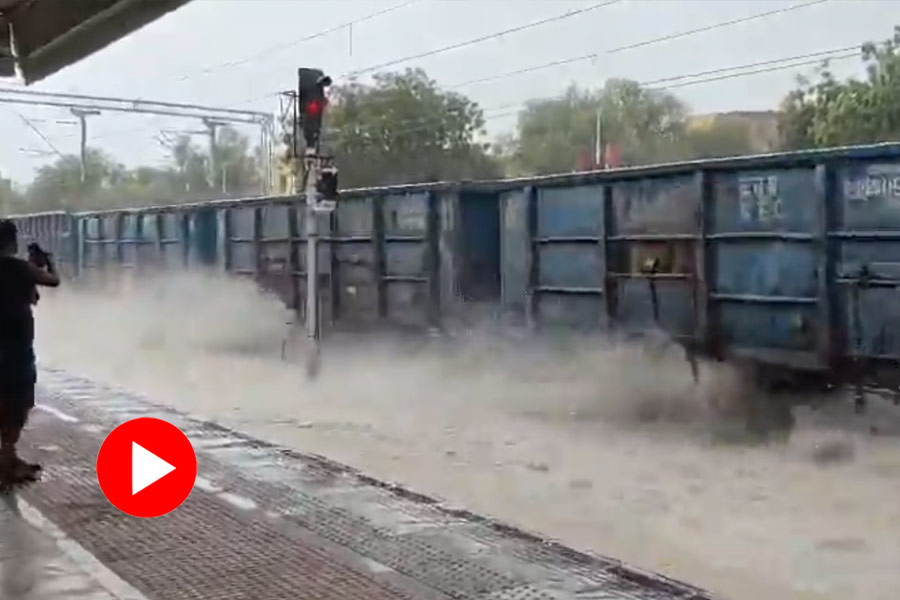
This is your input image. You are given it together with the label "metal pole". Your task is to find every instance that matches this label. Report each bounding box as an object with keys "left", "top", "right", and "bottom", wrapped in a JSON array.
[
  {"left": 263, "top": 116, "right": 275, "bottom": 195},
  {"left": 203, "top": 118, "right": 226, "bottom": 191},
  {"left": 79, "top": 115, "right": 87, "bottom": 182},
  {"left": 259, "top": 123, "right": 267, "bottom": 194},
  {"left": 70, "top": 108, "right": 100, "bottom": 183},
  {"left": 303, "top": 147, "right": 321, "bottom": 378},
  {"left": 205, "top": 119, "right": 216, "bottom": 190}
]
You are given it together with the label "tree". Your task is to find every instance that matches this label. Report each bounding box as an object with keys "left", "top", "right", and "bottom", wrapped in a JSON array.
[
  {"left": 779, "top": 26, "right": 900, "bottom": 149},
  {"left": 0, "top": 171, "right": 22, "bottom": 215},
  {"left": 17, "top": 126, "right": 263, "bottom": 212},
  {"left": 321, "top": 68, "right": 502, "bottom": 188},
  {"left": 23, "top": 148, "right": 123, "bottom": 211},
  {"left": 212, "top": 126, "right": 261, "bottom": 195},
  {"left": 167, "top": 127, "right": 261, "bottom": 196},
  {"left": 507, "top": 80, "right": 690, "bottom": 175},
  {"left": 22, "top": 148, "right": 179, "bottom": 211},
  {"left": 683, "top": 116, "right": 760, "bottom": 159},
  {"left": 170, "top": 135, "right": 211, "bottom": 193}
]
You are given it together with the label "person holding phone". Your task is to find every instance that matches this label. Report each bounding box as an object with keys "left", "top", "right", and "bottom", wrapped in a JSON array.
[{"left": 0, "top": 220, "right": 60, "bottom": 485}]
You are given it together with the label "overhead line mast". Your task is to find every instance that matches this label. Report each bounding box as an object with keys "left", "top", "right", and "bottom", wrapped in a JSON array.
[{"left": 0, "top": 88, "right": 277, "bottom": 194}]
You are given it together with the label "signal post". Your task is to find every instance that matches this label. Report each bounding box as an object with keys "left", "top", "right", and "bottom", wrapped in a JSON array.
[{"left": 291, "top": 68, "right": 337, "bottom": 378}]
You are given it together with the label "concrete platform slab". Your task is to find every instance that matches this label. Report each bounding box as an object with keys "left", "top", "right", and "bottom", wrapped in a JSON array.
[{"left": 9, "top": 368, "right": 717, "bottom": 600}]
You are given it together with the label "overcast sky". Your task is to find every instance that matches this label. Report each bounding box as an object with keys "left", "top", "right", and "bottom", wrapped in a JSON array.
[{"left": 0, "top": 0, "right": 893, "bottom": 184}]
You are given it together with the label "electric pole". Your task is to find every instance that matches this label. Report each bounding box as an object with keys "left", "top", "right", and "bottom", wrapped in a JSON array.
[
  {"left": 202, "top": 117, "right": 227, "bottom": 191},
  {"left": 0, "top": 87, "right": 275, "bottom": 194},
  {"left": 594, "top": 104, "right": 604, "bottom": 170},
  {"left": 70, "top": 108, "right": 100, "bottom": 183}
]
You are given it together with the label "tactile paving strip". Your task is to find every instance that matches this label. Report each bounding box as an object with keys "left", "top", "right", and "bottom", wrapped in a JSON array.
[
  {"left": 18, "top": 417, "right": 415, "bottom": 600},
  {"left": 19, "top": 369, "right": 717, "bottom": 600}
]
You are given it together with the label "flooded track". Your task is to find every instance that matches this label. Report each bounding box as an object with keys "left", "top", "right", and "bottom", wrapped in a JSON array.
[{"left": 32, "top": 274, "right": 900, "bottom": 600}]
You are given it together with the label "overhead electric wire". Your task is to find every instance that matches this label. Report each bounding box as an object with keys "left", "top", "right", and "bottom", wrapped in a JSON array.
[
  {"left": 176, "top": 0, "right": 423, "bottom": 82},
  {"left": 653, "top": 51, "right": 859, "bottom": 91},
  {"left": 607, "top": 0, "right": 830, "bottom": 55},
  {"left": 38, "top": 0, "right": 849, "bottom": 154},
  {"left": 16, "top": 113, "right": 65, "bottom": 158},
  {"left": 331, "top": 44, "right": 864, "bottom": 137},
  {"left": 243, "top": 0, "right": 829, "bottom": 106},
  {"left": 21, "top": 43, "right": 855, "bottom": 175},
  {"left": 638, "top": 44, "right": 859, "bottom": 87},
  {"left": 343, "top": 0, "right": 624, "bottom": 77},
  {"left": 447, "top": 0, "right": 831, "bottom": 90},
  {"left": 86, "top": 39, "right": 865, "bottom": 147},
  {"left": 340, "top": 44, "right": 864, "bottom": 141},
  {"left": 0, "top": 95, "right": 265, "bottom": 124},
  {"left": 239, "top": 0, "right": 831, "bottom": 104},
  {"left": 0, "top": 86, "right": 268, "bottom": 119}
]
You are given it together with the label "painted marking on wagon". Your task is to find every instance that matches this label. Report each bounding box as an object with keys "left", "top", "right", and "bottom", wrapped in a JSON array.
[
  {"left": 844, "top": 170, "right": 900, "bottom": 202},
  {"left": 739, "top": 175, "right": 783, "bottom": 224}
]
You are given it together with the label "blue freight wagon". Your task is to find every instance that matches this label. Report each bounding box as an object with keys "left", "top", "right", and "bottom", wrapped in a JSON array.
[{"left": 12, "top": 142, "right": 900, "bottom": 419}]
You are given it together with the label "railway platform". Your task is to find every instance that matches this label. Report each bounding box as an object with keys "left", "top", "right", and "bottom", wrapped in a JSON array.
[{"left": 1, "top": 368, "right": 717, "bottom": 600}]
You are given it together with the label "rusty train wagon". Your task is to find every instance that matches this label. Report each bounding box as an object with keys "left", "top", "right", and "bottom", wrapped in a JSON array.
[{"left": 12, "top": 142, "right": 900, "bottom": 409}]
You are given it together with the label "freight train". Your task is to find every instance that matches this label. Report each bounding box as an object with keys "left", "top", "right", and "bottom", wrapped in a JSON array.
[{"left": 13, "top": 142, "right": 900, "bottom": 431}]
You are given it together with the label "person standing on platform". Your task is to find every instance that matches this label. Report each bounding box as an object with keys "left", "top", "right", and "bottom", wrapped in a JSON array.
[{"left": 0, "top": 220, "right": 59, "bottom": 485}]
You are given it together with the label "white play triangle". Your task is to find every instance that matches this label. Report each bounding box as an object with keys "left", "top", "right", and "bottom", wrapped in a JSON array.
[{"left": 132, "top": 441, "right": 176, "bottom": 495}]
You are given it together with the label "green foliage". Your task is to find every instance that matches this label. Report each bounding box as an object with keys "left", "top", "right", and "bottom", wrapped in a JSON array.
[
  {"left": 12, "top": 58, "right": 839, "bottom": 216},
  {"left": 13, "top": 126, "right": 261, "bottom": 213},
  {"left": 210, "top": 127, "right": 262, "bottom": 194},
  {"left": 24, "top": 149, "right": 123, "bottom": 212},
  {"left": 0, "top": 171, "right": 21, "bottom": 215},
  {"left": 324, "top": 68, "right": 502, "bottom": 187},
  {"left": 684, "top": 118, "right": 758, "bottom": 159},
  {"left": 505, "top": 80, "right": 692, "bottom": 175},
  {"left": 779, "top": 26, "right": 900, "bottom": 149}
]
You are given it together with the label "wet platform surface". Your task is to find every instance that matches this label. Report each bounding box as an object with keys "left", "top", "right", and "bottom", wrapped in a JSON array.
[
  {"left": 8, "top": 368, "right": 718, "bottom": 600},
  {"left": 0, "top": 494, "right": 122, "bottom": 599}
]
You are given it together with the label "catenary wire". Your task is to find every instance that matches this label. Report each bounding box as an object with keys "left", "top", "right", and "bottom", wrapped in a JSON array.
[
  {"left": 344, "top": 48, "right": 861, "bottom": 141},
  {"left": 446, "top": 0, "right": 831, "bottom": 90},
  {"left": 47, "top": 43, "right": 862, "bottom": 146},
  {"left": 243, "top": 0, "right": 830, "bottom": 106},
  {"left": 342, "top": 0, "right": 624, "bottom": 78},
  {"left": 174, "top": 0, "right": 423, "bottom": 82},
  {"left": 318, "top": 43, "right": 862, "bottom": 140}
]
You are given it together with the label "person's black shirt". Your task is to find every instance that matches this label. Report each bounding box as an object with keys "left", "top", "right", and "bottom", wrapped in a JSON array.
[{"left": 0, "top": 256, "right": 35, "bottom": 357}]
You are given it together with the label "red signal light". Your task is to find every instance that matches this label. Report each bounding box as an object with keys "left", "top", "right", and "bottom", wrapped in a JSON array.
[{"left": 305, "top": 99, "right": 324, "bottom": 116}]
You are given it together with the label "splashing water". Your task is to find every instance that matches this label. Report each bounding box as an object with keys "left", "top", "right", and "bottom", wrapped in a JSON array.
[{"left": 32, "top": 272, "right": 900, "bottom": 600}]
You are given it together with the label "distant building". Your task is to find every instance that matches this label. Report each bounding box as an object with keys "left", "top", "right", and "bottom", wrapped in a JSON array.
[{"left": 686, "top": 110, "right": 781, "bottom": 153}]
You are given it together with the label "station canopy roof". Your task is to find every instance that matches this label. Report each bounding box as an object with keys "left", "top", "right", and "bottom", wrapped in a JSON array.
[{"left": 0, "top": 0, "right": 190, "bottom": 84}]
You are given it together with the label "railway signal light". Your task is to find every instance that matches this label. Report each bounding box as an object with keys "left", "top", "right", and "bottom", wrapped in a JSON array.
[{"left": 297, "top": 68, "right": 332, "bottom": 150}]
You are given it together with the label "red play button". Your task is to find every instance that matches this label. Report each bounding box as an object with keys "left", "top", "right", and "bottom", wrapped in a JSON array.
[{"left": 96, "top": 418, "right": 197, "bottom": 518}]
